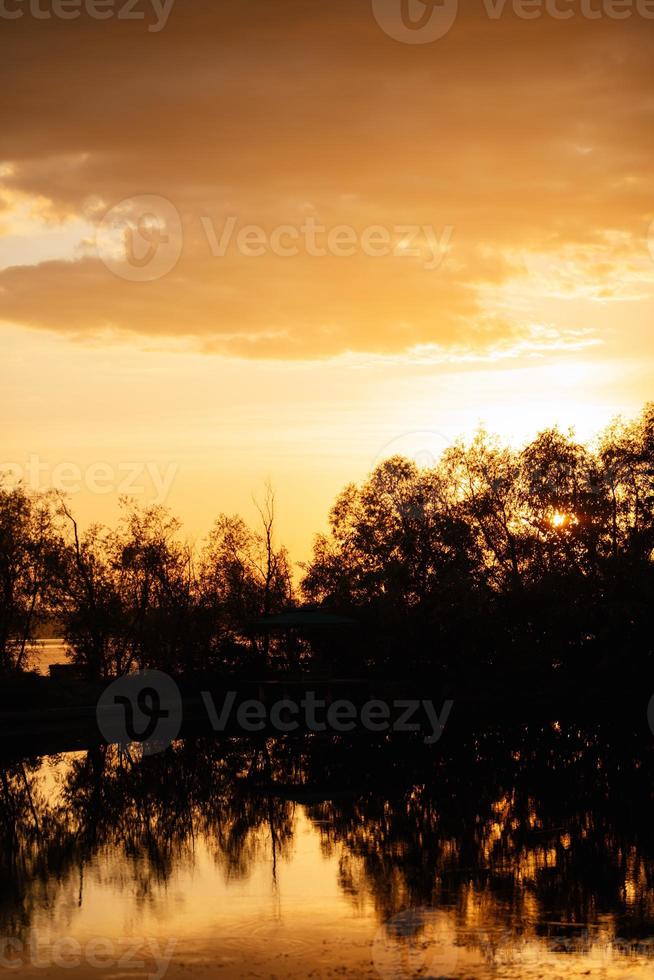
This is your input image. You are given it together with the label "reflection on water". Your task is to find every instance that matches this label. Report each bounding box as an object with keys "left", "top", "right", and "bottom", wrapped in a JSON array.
[
  {"left": 1, "top": 724, "right": 654, "bottom": 978},
  {"left": 25, "top": 639, "right": 71, "bottom": 676}
]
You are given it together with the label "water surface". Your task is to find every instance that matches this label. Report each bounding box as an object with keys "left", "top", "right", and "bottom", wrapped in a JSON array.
[
  {"left": 1, "top": 726, "right": 653, "bottom": 979},
  {"left": 26, "top": 639, "right": 71, "bottom": 676}
]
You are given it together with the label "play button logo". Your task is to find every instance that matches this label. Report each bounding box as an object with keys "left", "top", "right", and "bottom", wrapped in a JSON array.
[{"left": 372, "top": 0, "right": 459, "bottom": 42}]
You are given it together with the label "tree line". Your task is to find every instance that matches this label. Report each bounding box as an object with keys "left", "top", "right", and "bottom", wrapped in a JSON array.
[
  {"left": 2, "top": 404, "right": 654, "bottom": 686},
  {"left": 0, "top": 485, "right": 292, "bottom": 677},
  {"left": 304, "top": 403, "right": 654, "bottom": 687}
]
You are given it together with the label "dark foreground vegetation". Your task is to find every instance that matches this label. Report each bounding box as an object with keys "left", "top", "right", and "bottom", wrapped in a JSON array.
[{"left": 2, "top": 404, "right": 654, "bottom": 697}]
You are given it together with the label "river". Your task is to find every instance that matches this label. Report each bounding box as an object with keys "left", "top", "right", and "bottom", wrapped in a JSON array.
[{"left": 0, "top": 724, "right": 652, "bottom": 978}]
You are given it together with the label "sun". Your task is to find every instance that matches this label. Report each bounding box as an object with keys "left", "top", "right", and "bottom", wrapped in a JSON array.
[{"left": 550, "top": 511, "right": 578, "bottom": 529}]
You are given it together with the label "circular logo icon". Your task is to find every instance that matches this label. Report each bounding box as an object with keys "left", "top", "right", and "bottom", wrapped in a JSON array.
[
  {"left": 372, "top": 907, "right": 459, "bottom": 979},
  {"left": 96, "top": 670, "right": 182, "bottom": 756},
  {"left": 647, "top": 694, "right": 654, "bottom": 737},
  {"left": 372, "top": 429, "right": 450, "bottom": 472},
  {"left": 371, "top": 0, "right": 459, "bottom": 43},
  {"left": 96, "top": 195, "right": 182, "bottom": 282}
]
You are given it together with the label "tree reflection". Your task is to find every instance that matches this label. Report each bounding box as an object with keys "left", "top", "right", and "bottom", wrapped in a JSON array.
[
  {"left": 0, "top": 738, "right": 295, "bottom": 938},
  {"left": 1, "top": 727, "right": 653, "bottom": 951},
  {"left": 305, "top": 724, "right": 654, "bottom": 941}
]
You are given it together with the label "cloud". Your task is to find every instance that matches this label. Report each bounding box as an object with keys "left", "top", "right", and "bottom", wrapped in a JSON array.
[{"left": 1, "top": 0, "right": 653, "bottom": 358}]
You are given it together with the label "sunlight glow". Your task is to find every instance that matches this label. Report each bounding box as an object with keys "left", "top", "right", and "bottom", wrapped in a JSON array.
[{"left": 550, "top": 511, "right": 578, "bottom": 529}]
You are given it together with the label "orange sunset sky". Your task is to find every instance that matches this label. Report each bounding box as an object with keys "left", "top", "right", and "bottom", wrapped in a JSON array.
[{"left": 1, "top": 0, "right": 654, "bottom": 561}]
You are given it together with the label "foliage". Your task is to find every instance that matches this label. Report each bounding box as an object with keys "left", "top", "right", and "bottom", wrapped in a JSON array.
[
  {"left": 2, "top": 404, "right": 654, "bottom": 684},
  {"left": 302, "top": 404, "right": 654, "bottom": 682}
]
